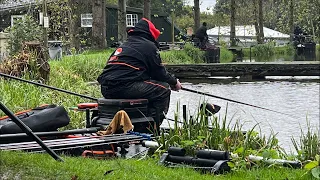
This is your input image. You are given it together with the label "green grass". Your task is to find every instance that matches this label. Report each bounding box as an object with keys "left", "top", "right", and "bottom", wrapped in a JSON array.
[
  {"left": 0, "top": 50, "right": 318, "bottom": 179},
  {"left": 0, "top": 151, "right": 310, "bottom": 180},
  {"left": 243, "top": 44, "right": 320, "bottom": 61}
]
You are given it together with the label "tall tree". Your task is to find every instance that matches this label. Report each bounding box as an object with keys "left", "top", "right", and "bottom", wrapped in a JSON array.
[
  {"left": 194, "top": 0, "right": 200, "bottom": 31},
  {"left": 253, "top": 0, "right": 261, "bottom": 43},
  {"left": 289, "top": 0, "right": 294, "bottom": 42},
  {"left": 258, "top": 0, "right": 264, "bottom": 43},
  {"left": 143, "top": 0, "right": 151, "bottom": 20},
  {"left": 68, "top": 0, "right": 82, "bottom": 51},
  {"left": 230, "top": 0, "right": 236, "bottom": 46},
  {"left": 92, "top": 0, "right": 106, "bottom": 49},
  {"left": 118, "top": 0, "right": 126, "bottom": 43}
]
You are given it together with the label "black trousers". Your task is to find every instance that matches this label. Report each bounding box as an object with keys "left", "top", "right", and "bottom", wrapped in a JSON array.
[{"left": 101, "top": 80, "right": 171, "bottom": 126}]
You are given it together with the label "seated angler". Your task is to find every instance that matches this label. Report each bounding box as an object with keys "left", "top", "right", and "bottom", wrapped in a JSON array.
[{"left": 97, "top": 18, "right": 182, "bottom": 129}]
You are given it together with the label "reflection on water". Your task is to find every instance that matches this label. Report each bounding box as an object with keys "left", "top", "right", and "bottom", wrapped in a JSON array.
[{"left": 163, "top": 79, "right": 320, "bottom": 152}]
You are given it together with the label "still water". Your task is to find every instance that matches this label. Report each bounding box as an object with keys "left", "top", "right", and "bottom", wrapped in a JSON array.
[{"left": 163, "top": 77, "right": 320, "bottom": 153}]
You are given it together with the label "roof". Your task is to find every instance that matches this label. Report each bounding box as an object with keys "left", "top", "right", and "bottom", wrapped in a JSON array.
[
  {"left": 0, "top": 0, "right": 167, "bottom": 16},
  {"left": 0, "top": 0, "right": 39, "bottom": 11},
  {"left": 207, "top": 25, "right": 290, "bottom": 39}
]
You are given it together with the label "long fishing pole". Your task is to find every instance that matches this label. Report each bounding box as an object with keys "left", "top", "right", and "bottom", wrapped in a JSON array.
[
  {"left": 0, "top": 73, "right": 98, "bottom": 101},
  {"left": 181, "top": 87, "right": 295, "bottom": 117},
  {"left": 0, "top": 73, "right": 293, "bottom": 117}
]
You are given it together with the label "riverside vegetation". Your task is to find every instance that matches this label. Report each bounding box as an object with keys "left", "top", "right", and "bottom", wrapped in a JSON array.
[{"left": 0, "top": 49, "right": 319, "bottom": 179}]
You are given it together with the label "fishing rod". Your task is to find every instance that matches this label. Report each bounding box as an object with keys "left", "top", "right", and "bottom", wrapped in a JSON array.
[
  {"left": 181, "top": 87, "right": 295, "bottom": 117},
  {"left": 0, "top": 73, "right": 98, "bottom": 101},
  {"left": 0, "top": 73, "right": 293, "bottom": 117}
]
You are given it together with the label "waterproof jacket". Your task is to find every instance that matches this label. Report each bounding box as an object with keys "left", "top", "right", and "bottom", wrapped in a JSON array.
[
  {"left": 195, "top": 25, "right": 208, "bottom": 39},
  {"left": 97, "top": 18, "right": 177, "bottom": 87}
]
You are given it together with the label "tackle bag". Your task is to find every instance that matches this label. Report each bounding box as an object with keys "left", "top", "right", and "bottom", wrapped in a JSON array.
[{"left": 0, "top": 104, "right": 70, "bottom": 134}]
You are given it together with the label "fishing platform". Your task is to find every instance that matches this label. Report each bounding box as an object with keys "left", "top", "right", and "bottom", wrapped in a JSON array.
[{"left": 165, "top": 61, "right": 320, "bottom": 80}]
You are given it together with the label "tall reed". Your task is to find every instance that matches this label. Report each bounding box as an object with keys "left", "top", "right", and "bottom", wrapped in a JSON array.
[{"left": 291, "top": 120, "right": 320, "bottom": 161}]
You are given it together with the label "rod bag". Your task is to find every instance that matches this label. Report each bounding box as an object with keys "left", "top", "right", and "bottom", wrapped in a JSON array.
[{"left": 0, "top": 105, "right": 70, "bottom": 134}]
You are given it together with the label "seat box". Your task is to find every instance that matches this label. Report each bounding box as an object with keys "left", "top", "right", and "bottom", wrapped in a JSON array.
[{"left": 97, "top": 98, "right": 149, "bottom": 119}]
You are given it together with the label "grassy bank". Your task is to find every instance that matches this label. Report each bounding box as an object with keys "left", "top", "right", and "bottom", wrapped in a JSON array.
[
  {"left": 0, "top": 151, "right": 309, "bottom": 180},
  {"left": 242, "top": 44, "right": 320, "bottom": 61},
  {"left": 0, "top": 51, "right": 319, "bottom": 179}
]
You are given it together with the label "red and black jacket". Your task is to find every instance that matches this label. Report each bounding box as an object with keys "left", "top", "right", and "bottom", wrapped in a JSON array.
[{"left": 97, "top": 18, "right": 177, "bottom": 87}]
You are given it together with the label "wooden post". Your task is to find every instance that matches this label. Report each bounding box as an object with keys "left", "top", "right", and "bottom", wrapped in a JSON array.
[
  {"left": 118, "top": 0, "right": 127, "bottom": 43},
  {"left": 171, "top": 10, "right": 175, "bottom": 44}
]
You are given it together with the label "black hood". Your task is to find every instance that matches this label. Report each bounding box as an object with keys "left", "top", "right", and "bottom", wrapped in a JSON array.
[{"left": 127, "top": 18, "right": 161, "bottom": 43}]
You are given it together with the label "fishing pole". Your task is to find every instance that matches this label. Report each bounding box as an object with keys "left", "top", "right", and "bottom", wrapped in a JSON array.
[
  {"left": 181, "top": 87, "right": 295, "bottom": 117},
  {"left": 0, "top": 73, "right": 98, "bottom": 101}
]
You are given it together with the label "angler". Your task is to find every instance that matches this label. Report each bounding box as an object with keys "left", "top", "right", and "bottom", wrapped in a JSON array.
[{"left": 97, "top": 18, "right": 182, "bottom": 128}]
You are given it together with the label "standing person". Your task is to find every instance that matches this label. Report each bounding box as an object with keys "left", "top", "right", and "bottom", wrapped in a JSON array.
[
  {"left": 195, "top": 22, "right": 208, "bottom": 49},
  {"left": 97, "top": 18, "right": 182, "bottom": 127}
]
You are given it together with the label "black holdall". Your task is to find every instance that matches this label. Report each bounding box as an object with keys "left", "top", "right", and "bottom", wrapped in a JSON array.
[{"left": 0, "top": 104, "right": 70, "bottom": 134}]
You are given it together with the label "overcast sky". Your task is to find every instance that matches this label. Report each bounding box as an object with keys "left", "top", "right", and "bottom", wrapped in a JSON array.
[{"left": 185, "top": 0, "right": 217, "bottom": 12}]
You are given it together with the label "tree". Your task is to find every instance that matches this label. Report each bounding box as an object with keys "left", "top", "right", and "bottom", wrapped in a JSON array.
[
  {"left": 289, "top": 0, "right": 294, "bottom": 42},
  {"left": 118, "top": 0, "right": 126, "bottom": 43},
  {"left": 92, "top": 0, "right": 106, "bottom": 49},
  {"left": 144, "top": 0, "right": 151, "bottom": 20},
  {"left": 194, "top": 0, "right": 200, "bottom": 31},
  {"left": 68, "top": 0, "right": 82, "bottom": 51},
  {"left": 230, "top": 0, "right": 236, "bottom": 46},
  {"left": 258, "top": 0, "right": 264, "bottom": 43}
]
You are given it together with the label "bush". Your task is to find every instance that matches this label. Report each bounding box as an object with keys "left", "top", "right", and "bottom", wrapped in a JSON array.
[
  {"left": 253, "top": 42, "right": 275, "bottom": 57},
  {"left": 5, "top": 15, "right": 42, "bottom": 55},
  {"left": 161, "top": 50, "right": 193, "bottom": 64},
  {"left": 183, "top": 43, "right": 205, "bottom": 63},
  {"left": 219, "top": 47, "right": 234, "bottom": 63}
]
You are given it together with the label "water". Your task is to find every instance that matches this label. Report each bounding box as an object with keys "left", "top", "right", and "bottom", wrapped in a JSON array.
[{"left": 163, "top": 78, "right": 320, "bottom": 153}]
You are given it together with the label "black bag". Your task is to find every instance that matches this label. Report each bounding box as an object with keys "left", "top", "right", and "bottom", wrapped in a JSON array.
[{"left": 0, "top": 104, "right": 70, "bottom": 134}]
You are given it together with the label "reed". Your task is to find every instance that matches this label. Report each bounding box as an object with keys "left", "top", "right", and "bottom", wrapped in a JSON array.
[
  {"left": 156, "top": 102, "right": 283, "bottom": 161},
  {"left": 291, "top": 119, "right": 320, "bottom": 162}
]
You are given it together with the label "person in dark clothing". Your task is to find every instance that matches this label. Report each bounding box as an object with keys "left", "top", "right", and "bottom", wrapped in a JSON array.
[
  {"left": 195, "top": 22, "right": 208, "bottom": 49},
  {"left": 97, "top": 18, "right": 182, "bottom": 127},
  {"left": 293, "top": 24, "right": 305, "bottom": 44}
]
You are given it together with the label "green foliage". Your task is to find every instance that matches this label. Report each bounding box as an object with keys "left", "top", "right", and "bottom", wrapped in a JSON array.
[
  {"left": 4, "top": 16, "right": 42, "bottom": 55},
  {"left": 155, "top": 103, "right": 283, "bottom": 162},
  {"left": 219, "top": 47, "right": 234, "bottom": 63},
  {"left": 214, "top": 0, "right": 320, "bottom": 39},
  {"left": 161, "top": 44, "right": 233, "bottom": 64},
  {"left": 291, "top": 120, "right": 319, "bottom": 162},
  {"left": 252, "top": 43, "right": 275, "bottom": 57},
  {"left": 304, "top": 155, "right": 320, "bottom": 179},
  {"left": 242, "top": 45, "right": 295, "bottom": 61},
  {"left": 183, "top": 43, "right": 205, "bottom": 63},
  {"left": 161, "top": 50, "right": 193, "bottom": 64},
  {"left": 46, "top": 0, "right": 72, "bottom": 41}
]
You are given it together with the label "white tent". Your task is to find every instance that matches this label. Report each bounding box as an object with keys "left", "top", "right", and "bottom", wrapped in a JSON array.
[{"left": 207, "top": 25, "right": 290, "bottom": 47}]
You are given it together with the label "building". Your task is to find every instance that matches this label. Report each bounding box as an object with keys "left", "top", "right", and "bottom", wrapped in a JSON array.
[
  {"left": 207, "top": 25, "right": 290, "bottom": 47},
  {"left": 0, "top": 0, "right": 185, "bottom": 48}
]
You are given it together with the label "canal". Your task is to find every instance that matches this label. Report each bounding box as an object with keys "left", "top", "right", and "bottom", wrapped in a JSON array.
[{"left": 164, "top": 77, "right": 320, "bottom": 152}]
